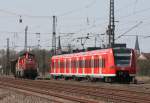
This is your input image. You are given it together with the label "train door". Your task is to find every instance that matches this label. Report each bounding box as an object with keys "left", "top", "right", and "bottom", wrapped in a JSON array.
[
  {"left": 94, "top": 55, "right": 99, "bottom": 74},
  {"left": 76, "top": 57, "right": 79, "bottom": 75},
  {"left": 53, "top": 59, "right": 56, "bottom": 73},
  {"left": 64, "top": 58, "right": 66, "bottom": 74},
  {"left": 91, "top": 56, "right": 94, "bottom": 75},
  {"left": 58, "top": 59, "right": 60, "bottom": 74},
  {"left": 69, "top": 58, "right": 71, "bottom": 74},
  {"left": 51, "top": 59, "right": 54, "bottom": 73},
  {"left": 55, "top": 59, "right": 59, "bottom": 73},
  {"left": 66, "top": 58, "right": 70, "bottom": 74},
  {"left": 101, "top": 54, "right": 107, "bottom": 74},
  {"left": 82, "top": 57, "right": 85, "bottom": 75},
  {"left": 60, "top": 58, "right": 64, "bottom": 74},
  {"left": 88, "top": 56, "right": 92, "bottom": 74},
  {"left": 84, "top": 56, "right": 91, "bottom": 74},
  {"left": 71, "top": 57, "right": 76, "bottom": 74},
  {"left": 78, "top": 56, "right": 83, "bottom": 74}
]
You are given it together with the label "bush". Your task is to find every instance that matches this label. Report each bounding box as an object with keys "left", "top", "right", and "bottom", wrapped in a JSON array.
[{"left": 137, "top": 59, "right": 150, "bottom": 76}]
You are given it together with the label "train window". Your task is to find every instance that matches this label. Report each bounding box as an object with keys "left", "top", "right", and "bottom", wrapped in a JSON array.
[
  {"left": 60, "top": 61, "right": 61, "bottom": 69},
  {"left": 87, "top": 59, "right": 89, "bottom": 68},
  {"left": 61, "top": 61, "right": 63, "bottom": 69},
  {"left": 113, "top": 48, "right": 131, "bottom": 67},
  {"left": 54, "top": 60, "right": 56, "bottom": 70},
  {"left": 85, "top": 59, "right": 88, "bottom": 68},
  {"left": 79, "top": 60, "right": 82, "bottom": 68},
  {"left": 102, "top": 59, "right": 105, "bottom": 68},
  {"left": 69, "top": 59, "right": 71, "bottom": 69},
  {"left": 60, "top": 61, "right": 64, "bottom": 69},
  {"left": 74, "top": 60, "right": 76, "bottom": 68},
  {"left": 99, "top": 59, "right": 102, "bottom": 68},
  {"left": 52, "top": 61, "right": 54, "bottom": 69},
  {"left": 28, "top": 55, "right": 33, "bottom": 61},
  {"left": 74, "top": 60, "right": 77, "bottom": 68},
  {"left": 71, "top": 59, "right": 76, "bottom": 68},
  {"left": 85, "top": 59, "right": 91, "bottom": 68},
  {"left": 76, "top": 58, "right": 79, "bottom": 69},
  {"left": 94, "top": 58, "right": 99, "bottom": 68},
  {"left": 99, "top": 58, "right": 105, "bottom": 68},
  {"left": 66, "top": 59, "right": 69, "bottom": 69},
  {"left": 71, "top": 60, "right": 73, "bottom": 68},
  {"left": 58, "top": 59, "right": 60, "bottom": 69},
  {"left": 91, "top": 57, "right": 94, "bottom": 68},
  {"left": 89, "top": 59, "right": 91, "bottom": 68},
  {"left": 64, "top": 59, "right": 66, "bottom": 71},
  {"left": 55, "top": 60, "right": 58, "bottom": 69},
  {"left": 82, "top": 58, "right": 85, "bottom": 68},
  {"left": 28, "top": 55, "right": 34, "bottom": 59}
]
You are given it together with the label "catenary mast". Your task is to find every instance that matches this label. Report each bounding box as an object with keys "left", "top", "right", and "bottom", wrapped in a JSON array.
[{"left": 107, "top": 0, "right": 115, "bottom": 47}]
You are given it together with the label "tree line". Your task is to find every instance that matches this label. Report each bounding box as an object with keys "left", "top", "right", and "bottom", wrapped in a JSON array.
[{"left": 0, "top": 49, "right": 52, "bottom": 76}]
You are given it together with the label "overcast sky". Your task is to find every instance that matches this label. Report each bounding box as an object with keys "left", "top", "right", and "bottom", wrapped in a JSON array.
[{"left": 0, "top": 0, "right": 150, "bottom": 52}]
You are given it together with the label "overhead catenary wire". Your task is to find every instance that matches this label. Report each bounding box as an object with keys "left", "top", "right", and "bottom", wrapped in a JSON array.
[
  {"left": 133, "top": 0, "right": 138, "bottom": 14},
  {"left": 115, "top": 21, "right": 143, "bottom": 40},
  {"left": 0, "top": 0, "right": 96, "bottom": 18},
  {"left": 1, "top": 1, "right": 150, "bottom": 51}
]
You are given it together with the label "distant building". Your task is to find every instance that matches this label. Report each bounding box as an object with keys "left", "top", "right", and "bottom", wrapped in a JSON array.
[
  {"left": 138, "top": 53, "right": 150, "bottom": 60},
  {"left": 134, "top": 36, "right": 140, "bottom": 54}
]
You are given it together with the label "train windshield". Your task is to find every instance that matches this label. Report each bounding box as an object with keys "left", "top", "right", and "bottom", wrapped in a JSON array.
[
  {"left": 113, "top": 48, "right": 131, "bottom": 67},
  {"left": 28, "top": 54, "right": 34, "bottom": 61}
]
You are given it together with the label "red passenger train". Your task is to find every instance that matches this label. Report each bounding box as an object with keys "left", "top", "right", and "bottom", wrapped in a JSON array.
[
  {"left": 50, "top": 48, "right": 136, "bottom": 82},
  {"left": 15, "top": 52, "right": 38, "bottom": 79}
]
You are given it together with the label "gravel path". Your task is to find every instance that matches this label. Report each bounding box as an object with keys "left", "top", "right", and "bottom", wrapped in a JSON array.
[{"left": 0, "top": 88, "right": 51, "bottom": 103}]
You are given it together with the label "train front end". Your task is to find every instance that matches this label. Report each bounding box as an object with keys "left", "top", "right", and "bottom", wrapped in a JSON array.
[
  {"left": 15, "top": 52, "right": 38, "bottom": 79},
  {"left": 23, "top": 53, "right": 38, "bottom": 79},
  {"left": 113, "top": 48, "right": 136, "bottom": 82}
]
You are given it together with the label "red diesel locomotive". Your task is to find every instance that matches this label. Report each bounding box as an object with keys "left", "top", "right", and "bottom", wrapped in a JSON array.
[
  {"left": 50, "top": 48, "right": 136, "bottom": 82},
  {"left": 15, "top": 52, "right": 38, "bottom": 79}
]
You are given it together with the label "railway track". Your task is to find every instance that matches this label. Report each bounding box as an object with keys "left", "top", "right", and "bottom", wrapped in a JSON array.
[
  {"left": 22, "top": 80, "right": 150, "bottom": 103},
  {"left": 0, "top": 77, "right": 150, "bottom": 103},
  {"left": 0, "top": 77, "right": 99, "bottom": 103}
]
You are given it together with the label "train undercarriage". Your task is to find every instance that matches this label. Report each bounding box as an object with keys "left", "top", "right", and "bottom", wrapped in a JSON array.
[
  {"left": 50, "top": 73, "right": 136, "bottom": 83},
  {"left": 15, "top": 69, "right": 38, "bottom": 79}
]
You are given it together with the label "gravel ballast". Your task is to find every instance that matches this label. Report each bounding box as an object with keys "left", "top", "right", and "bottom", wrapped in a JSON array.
[{"left": 0, "top": 88, "right": 51, "bottom": 103}]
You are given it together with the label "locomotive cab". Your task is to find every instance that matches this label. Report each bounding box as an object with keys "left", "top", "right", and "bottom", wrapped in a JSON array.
[
  {"left": 113, "top": 48, "right": 136, "bottom": 82},
  {"left": 15, "top": 52, "right": 38, "bottom": 79}
]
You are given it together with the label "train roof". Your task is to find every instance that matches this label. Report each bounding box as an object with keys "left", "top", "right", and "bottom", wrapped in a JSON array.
[
  {"left": 19, "top": 51, "right": 35, "bottom": 57},
  {"left": 52, "top": 48, "right": 112, "bottom": 59},
  {"left": 52, "top": 48, "right": 133, "bottom": 59}
]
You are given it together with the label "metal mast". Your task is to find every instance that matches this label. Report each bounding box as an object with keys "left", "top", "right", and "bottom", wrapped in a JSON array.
[
  {"left": 6, "top": 38, "right": 10, "bottom": 75},
  {"left": 52, "top": 16, "right": 57, "bottom": 55},
  {"left": 107, "top": 0, "right": 115, "bottom": 47},
  {"left": 25, "top": 26, "right": 28, "bottom": 51}
]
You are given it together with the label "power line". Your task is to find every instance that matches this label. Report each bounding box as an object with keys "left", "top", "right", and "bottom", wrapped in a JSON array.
[
  {"left": 119, "top": 7, "right": 150, "bottom": 20},
  {"left": 0, "top": 0, "right": 96, "bottom": 18},
  {"left": 115, "top": 21, "right": 143, "bottom": 40},
  {"left": 58, "top": 0, "right": 96, "bottom": 17}
]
